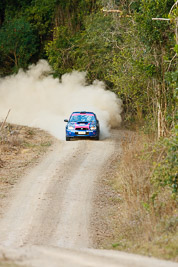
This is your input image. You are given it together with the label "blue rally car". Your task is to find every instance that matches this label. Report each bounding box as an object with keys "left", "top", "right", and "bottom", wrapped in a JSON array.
[{"left": 64, "top": 111, "right": 100, "bottom": 141}]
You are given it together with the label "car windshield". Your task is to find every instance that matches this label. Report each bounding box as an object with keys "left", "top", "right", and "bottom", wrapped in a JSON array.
[{"left": 70, "top": 114, "right": 96, "bottom": 123}]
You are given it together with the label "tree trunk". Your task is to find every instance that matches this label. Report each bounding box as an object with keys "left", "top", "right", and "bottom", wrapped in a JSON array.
[
  {"left": 153, "top": 47, "right": 168, "bottom": 139},
  {"left": 14, "top": 51, "right": 18, "bottom": 67},
  {"left": 157, "top": 101, "right": 164, "bottom": 139},
  {"left": 157, "top": 84, "right": 167, "bottom": 139}
]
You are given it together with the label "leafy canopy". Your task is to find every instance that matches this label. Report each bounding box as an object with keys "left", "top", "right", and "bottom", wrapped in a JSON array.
[{"left": 0, "top": 17, "right": 38, "bottom": 70}]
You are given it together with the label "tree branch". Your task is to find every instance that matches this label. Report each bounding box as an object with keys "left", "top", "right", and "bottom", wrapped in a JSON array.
[
  {"left": 102, "top": 9, "right": 122, "bottom": 13},
  {"left": 167, "top": 53, "right": 177, "bottom": 72},
  {"left": 152, "top": 18, "right": 170, "bottom": 21},
  {"left": 102, "top": 9, "right": 131, "bottom": 17},
  {"left": 0, "top": 109, "right": 11, "bottom": 132},
  {"left": 169, "top": 0, "right": 178, "bottom": 14}
]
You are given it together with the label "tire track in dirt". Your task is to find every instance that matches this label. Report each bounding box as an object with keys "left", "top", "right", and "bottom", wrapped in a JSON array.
[
  {"left": 0, "top": 135, "right": 117, "bottom": 248},
  {"left": 0, "top": 140, "right": 86, "bottom": 246}
]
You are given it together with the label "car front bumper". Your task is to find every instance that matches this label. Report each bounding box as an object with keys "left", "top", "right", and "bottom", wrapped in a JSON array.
[{"left": 66, "top": 129, "right": 99, "bottom": 138}]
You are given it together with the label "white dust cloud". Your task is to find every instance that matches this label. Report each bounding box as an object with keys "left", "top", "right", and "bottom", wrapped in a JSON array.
[{"left": 0, "top": 60, "right": 122, "bottom": 140}]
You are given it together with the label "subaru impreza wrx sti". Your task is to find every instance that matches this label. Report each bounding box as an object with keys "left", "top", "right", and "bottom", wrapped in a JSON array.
[{"left": 64, "top": 111, "right": 100, "bottom": 141}]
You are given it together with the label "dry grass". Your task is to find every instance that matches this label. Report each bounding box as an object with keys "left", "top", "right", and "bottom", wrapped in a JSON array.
[
  {"left": 0, "top": 260, "right": 23, "bottom": 267},
  {"left": 0, "top": 251, "right": 24, "bottom": 267},
  {"left": 0, "top": 123, "right": 53, "bottom": 213},
  {"left": 110, "top": 133, "right": 178, "bottom": 260}
]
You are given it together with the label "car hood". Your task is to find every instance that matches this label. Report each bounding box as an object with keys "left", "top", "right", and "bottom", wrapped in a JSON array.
[{"left": 68, "top": 122, "right": 96, "bottom": 129}]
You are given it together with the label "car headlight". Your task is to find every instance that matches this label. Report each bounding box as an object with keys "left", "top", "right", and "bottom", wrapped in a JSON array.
[
  {"left": 90, "top": 126, "right": 97, "bottom": 130},
  {"left": 68, "top": 126, "right": 75, "bottom": 130}
]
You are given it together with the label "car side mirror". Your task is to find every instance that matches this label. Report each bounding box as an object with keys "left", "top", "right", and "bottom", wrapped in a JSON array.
[{"left": 64, "top": 119, "right": 68, "bottom": 122}]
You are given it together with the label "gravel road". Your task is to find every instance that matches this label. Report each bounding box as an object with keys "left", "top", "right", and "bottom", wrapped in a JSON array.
[{"left": 0, "top": 130, "right": 177, "bottom": 267}]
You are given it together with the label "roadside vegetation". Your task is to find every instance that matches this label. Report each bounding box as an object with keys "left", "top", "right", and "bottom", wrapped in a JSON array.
[
  {"left": 0, "top": 0, "right": 177, "bottom": 261},
  {"left": 111, "top": 130, "right": 178, "bottom": 260},
  {"left": 0, "top": 122, "right": 53, "bottom": 208},
  {"left": 0, "top": 260, "right": 23, "bottom": 267}
]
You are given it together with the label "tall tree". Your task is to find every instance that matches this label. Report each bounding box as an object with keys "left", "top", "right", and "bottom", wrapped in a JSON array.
[
  {"left": 0, "top": 17, "right": 38, "bottom": 71},
  {"left": 136, "top": 0, "right": 175, "bottom": 137}
]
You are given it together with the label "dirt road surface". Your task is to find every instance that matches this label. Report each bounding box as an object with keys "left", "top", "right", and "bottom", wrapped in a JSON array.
[{"left": 0, "top": 130, "right": 177, "bottom": 267}]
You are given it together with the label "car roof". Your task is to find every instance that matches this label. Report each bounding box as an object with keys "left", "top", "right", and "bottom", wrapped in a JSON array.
[{"left": 71, "top": 111, "right": 96, "bottom": 115}]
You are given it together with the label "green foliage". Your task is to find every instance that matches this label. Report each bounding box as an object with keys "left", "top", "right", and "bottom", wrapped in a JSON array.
[
  {"left": 46, "top": 26, "right": 75, "bottom": 75},
  {"left": 54, "top": 0, "right": 101, "bottom": 31},
  {"left": 45, "top": 0, "right": 176, "bottom": 128},
  {"left": 164, "top": 69, "right": 178, "bottom": 127},
  {"left": 24, "top": 0, "right": 56, "bottom": 40},
  {"left": 152, "top": 127, "right": 178, "bottom": 194},
  {"left": 0, "top": 17, "right": 38, "bottom": 71},
  {"left": 136, "top": 0, "right": 175, "bottom": 47},
  {"left": 46, "top": 12, "right": 116, "bottom": 81},
  {"left": 73, "top": 12, "right": 116, "bottom": 81},
  {"left": 0, "top": 0, "right": 101, "bottom": 74},
  {"left": 105, "top": 21, "right": 155, "bottom": 119}
]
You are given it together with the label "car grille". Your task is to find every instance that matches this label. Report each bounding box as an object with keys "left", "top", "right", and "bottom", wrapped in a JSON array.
[
  {"left": 75, "top": 131, "right": 89, "bottom": 135},
  {"left": 75, "top": 127, "right": 88, "bottom": 130}
]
